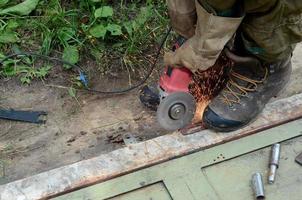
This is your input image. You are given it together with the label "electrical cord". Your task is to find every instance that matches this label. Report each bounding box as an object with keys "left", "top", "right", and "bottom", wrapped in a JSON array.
[{"left": 0, "top": 27, "right": 172, "bottom": 94}]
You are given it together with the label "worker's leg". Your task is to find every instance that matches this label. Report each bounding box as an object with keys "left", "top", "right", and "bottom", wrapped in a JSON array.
[
  {"left": 164, "top": 0, "right": 243, "bottom": 72},
  {"left": 140, "top": 0, "right": 243, "bottom": 111},
  {"left": 203, "top": 0, "right": 297, "bottom": 131},
  {"left": 204, "top": 0, "right": 302, "bottom": 62},
  {"left": 241, "top": 0, "right": 302, "bottom": 62},
  {"left": 167, "top": 0, "right": 197, "bottom": 38}
]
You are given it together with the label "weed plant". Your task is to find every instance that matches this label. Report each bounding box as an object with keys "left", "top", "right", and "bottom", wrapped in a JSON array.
[{"left": 0, "top": 0, "right": 169, "bottom": 86}]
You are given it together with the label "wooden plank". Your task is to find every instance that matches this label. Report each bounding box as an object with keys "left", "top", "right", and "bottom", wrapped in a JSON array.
[
  {"left": 1, "top": 94, "right": 302, "bottom": 200},
  {"left": 52, "top": 168, "right": 162, "bottom": 200}
]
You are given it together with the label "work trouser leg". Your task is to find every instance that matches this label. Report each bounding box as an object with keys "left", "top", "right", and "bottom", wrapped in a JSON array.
[
  {"left": 205, "top": 0, "right": 302, "bottom": 62},
  {"left": 241, "top": 0, "right": 302, "bottom": 62},
  {"left": 165, "top": 0, "right": 243, "bottom": 72},
  {"left": 167, "top": 0, "right": 302, "bottom": 65},
  {"left": 166, "top": 0, "right": 240, "bottom": 38},
  {"left": 167, "top": 0, "right": 197, "bottom": 38}
]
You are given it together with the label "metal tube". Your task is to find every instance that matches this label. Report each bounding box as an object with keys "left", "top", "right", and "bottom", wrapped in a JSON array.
[
  {"left": 268, "top": 143, "right": 281, "bottom": 184},
  {"left": 252, "top": 173, "right": 265, "bottom": 199}
]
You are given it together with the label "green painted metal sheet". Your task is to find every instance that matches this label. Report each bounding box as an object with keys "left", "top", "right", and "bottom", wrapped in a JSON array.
[{"left": 202, "top": 138, "right": 302, "bottom": 200}]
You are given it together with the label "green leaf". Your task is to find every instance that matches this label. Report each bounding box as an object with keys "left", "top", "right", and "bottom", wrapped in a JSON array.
[
  {"left": 41, "top": 31, "right": 53, "bottom": 55},
  {"left": 6, "top": 20, "right": 19, "bottom": 30},
  {"left": 89, "top": 24, "right": 107, "bottom": 39},
  {"left": 2, "top": 59, "right": 15, "bottom": 66},
  {"left": 94, "top": 6, "right": 113, "bottom": 18},
  {"left": 62, "top": 46, "right": 79, "bottom": 69},
  {"left": 0, "top": 0, "right": 8, "bottom": 8},
  {"left": 68, "top": 87, "right": 77, "bottom": 98},
  {"left": 0, "top": 0, "right": 39, "bottom": 16},
  {"left": 15, "top": 65, "right": 31, "bottom": 74},
  {"left": 2, "top": 65, "right": 16, "bottom": 76},
  {"left": 123, "top": 22, "right": 133, "bottom": 36},
  {"left": 36, "top": 65, "right": 51, "bottom": 78},
  {"left": 0, "top": 31, "right": 19, "bottom": 43},
  {"left": 20, "top": 76, "right": 31, "bottom": 84},
  {"left": 57, "top": 27, "right": 76, "bottom": 45},
  {"left": 137, "top": 6, "right": 152, "bottom": 25},
  {"left": 131, "top": 6, "right": 153, "bottom": 31},
  {"left": 106, "top": 24, "right": 122, "bottom": 36},
  {"left": 12, "top": 44, "right": 22, "bottom": 54}
]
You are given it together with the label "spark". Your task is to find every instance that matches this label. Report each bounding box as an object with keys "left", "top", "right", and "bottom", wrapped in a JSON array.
[{"left": 189, "top": 54, "right": 233, "bottom": 122}]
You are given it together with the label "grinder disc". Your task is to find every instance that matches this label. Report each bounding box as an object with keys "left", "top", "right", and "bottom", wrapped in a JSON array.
[{"left": 157, "top": 92, "right": 196, "bottom": 131}]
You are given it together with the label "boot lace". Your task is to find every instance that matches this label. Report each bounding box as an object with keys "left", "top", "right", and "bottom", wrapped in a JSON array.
[{"left": 221, "top": 67, "right": 268, "bottom": 105}]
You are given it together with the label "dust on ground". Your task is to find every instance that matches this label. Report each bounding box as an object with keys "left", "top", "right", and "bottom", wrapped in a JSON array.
[
  {"left": 0, "top": 63, "right": 167, "bottom": 183},
  {"left": 0, "top": 44, "right": 302, "bottom": 184}
]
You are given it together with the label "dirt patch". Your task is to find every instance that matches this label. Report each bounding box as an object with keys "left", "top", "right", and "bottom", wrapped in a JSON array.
[
  {"left": 1, "top": 44, "right": 302, "bottom": 184},
  {"left": 0, "top": 71, "right": 167, "bottom": 183}
]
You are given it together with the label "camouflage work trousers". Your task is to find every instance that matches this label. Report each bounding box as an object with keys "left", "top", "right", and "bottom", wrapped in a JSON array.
[{"left": 167, "top": 0, "right": 302, "bottom": 62}]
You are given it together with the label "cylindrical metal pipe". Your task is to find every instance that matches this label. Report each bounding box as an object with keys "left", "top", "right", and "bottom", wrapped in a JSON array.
[
  {"left": 252, "top": 173, "right": 265, "bottom": 199},
  {"left": 268, "top": 143, "right": 281, "bottom": 184}
]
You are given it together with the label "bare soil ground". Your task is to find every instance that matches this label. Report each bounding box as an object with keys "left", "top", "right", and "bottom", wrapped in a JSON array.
[{"left": 0, "top": 44, "right": 302, "bottom": 184}]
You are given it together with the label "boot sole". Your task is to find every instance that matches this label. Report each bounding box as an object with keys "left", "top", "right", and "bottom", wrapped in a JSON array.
[{"left": 203, "top": 113, "right": 258, "bottom": 133}]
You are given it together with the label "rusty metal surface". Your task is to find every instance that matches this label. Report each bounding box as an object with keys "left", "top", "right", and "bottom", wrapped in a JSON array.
[{"left": 1, "top": 93, "right": 302, "bottom": 200}]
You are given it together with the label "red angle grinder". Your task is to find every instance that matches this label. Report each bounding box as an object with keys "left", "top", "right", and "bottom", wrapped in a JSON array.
[
  {"left": 157, "top": 65, "right": 196, "bottom": 131},
  {"left": 140, "top": 37, "right": 196, "bottom": 131},
  {"left": 157, "top": 37, "right": 196, "bottom": 131}
]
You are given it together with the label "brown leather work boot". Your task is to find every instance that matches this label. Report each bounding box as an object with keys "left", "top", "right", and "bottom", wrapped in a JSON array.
[{"left": 203, "top": 49, "right": 292, "bottom": 132}]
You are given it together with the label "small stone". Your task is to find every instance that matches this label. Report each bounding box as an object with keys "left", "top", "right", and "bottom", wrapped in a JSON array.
[
  {"left": 80, "top": 131, "right": 87, "bottom": 136},
  {"left": 67, "top": 136, "right": 77, "bottom": 143}
]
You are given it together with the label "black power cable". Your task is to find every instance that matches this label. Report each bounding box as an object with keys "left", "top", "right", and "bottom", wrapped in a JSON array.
[{"left": 0, "top": 27, "right": 172, "bottom": 94}]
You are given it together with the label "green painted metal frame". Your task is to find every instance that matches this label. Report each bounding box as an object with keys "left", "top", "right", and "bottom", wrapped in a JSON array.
[{"left": 55, "top": 119, "right": 302, "bottom": 200}]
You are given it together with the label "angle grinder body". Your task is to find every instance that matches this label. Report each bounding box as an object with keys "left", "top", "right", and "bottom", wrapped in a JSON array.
[
  {"left": 159, "top": 66, "right": 192, "bottom": 95},
  {"left": 156, "top": 36, "right": 196, "bottom": 131}
]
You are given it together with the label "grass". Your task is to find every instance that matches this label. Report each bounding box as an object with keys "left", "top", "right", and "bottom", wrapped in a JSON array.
[{"left": 0, "top": 0, "right": 169, "bottom": 88}]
